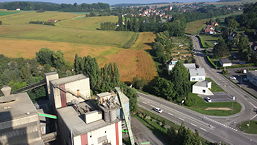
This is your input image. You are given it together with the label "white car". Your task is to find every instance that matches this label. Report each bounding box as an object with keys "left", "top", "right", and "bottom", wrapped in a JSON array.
[
  {"left": 230, "top": 76, "right": 236, "bottom": 80},
  {"left": 205, "top": 97, "right": 212, "bottom": 102},
  {"left": 153, "top": 107, "right": 163, "bottom": 113}
]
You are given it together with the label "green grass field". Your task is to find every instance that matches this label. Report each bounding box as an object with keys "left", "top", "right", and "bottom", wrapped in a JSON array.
[
  {"left": 0, "top": 10, "right": 20, "bottom": 16},
  {"left": 187, "top": 93, "right": 241, "bottom": 116},
  {"left": 206, "top": 78, "right": 224, "bottom": 92},
  {"left": 199, "top": 35, "right": 219, "bottom": 48},
  {"left": 238, "top": 120, "right": 257, "bottom": 134}
]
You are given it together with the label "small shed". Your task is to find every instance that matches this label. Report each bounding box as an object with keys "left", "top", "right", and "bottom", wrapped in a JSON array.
[{"left": 219, "top": 58, "right": 232, "bottom": 67}]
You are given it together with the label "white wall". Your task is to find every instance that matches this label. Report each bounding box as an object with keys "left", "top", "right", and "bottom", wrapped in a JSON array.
[
  {"left": 190, "top": 76, "right": 205, "bottom": 82},
  {"left": 192, "top": 86, "right": 213, "bottom": 95},
  {"left": 221, "top": 63, "right": 232, "bottom": 67},
  {"left": 85, "top": 111, "right": 102, "bottom": 124},
  {"left": 65, "top": 78, "right": 91, "bottom": 103},
  {"left": 87, "top": 121, "right": 122, "bottom": 145}
]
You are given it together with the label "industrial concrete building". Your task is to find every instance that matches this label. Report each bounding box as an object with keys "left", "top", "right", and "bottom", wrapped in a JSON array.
[
  {"left": 192, "top": 80, "right": 213, "bottom": 95},
  {"left": 45, "top": 73, "right": 133, "bottom": 145},
  {"left": 247, "top": 70, "right": 257, "bottom": 87},
  {"left": 45, "top": 72, "right": 91, "bottom": 109},
  {"left": 0, "top": 86, "right": 44, "bottom": 145},
  {"left": 189, "top": 68, "right": 206, "bottom": 82}
]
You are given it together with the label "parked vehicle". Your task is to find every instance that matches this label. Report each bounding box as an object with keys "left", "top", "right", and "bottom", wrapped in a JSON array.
[
  {"left": 230, "top": 76, "right": 236, "bottom": 80},
  {"left": 153, "top": 107, "right": 163, "bottom": 113},
  {"left": 205, "top": 97, "right": 212, "bottom": 102}
]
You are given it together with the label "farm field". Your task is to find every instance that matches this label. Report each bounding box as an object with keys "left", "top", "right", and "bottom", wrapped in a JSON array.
[{"left": 0, "top": 11, "right": 157, "bottom": 82}]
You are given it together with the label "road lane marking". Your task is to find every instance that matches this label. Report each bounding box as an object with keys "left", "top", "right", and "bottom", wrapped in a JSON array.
[
  {"left": 249, "top": 102, "right": 257, "bottom": 108},
  {"left": 168, "top": 113, "right": 173, "bottom": 116},
  {"left": 191, "top": 123, "right": 197, "bottom": 127},
  {"left": 251, "top": 114, "right": 257, "bottom": 120},
  {"left": 200, "top": 127, "right": 206, "bottom": 131},
  {"left": 178, "top": 117, "right": 184, "bottom": 121}
]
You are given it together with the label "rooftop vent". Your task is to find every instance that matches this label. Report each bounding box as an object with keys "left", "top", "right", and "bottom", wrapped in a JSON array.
[{"left": 1, "top": 86, "right": 11, "bottom": 97}]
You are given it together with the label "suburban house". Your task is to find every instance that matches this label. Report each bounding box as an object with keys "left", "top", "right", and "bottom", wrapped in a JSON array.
[
  {"left": 167, "top": 60, "right": 196, "bottom": 72},
  {"left": 247, "top": 70, "right": 257, "bottom": 87},
  {"left": 204, "top": 25, "right": 216, "bottom": 35},
  {"left": 192, "top": 80, "right": 213, "bottom": 95},
  {"left": 189, "top": 68, "right": 206, "bottom": 82},
  {"left": 219, "top": 58, "right": 232, "bottom": 67}
]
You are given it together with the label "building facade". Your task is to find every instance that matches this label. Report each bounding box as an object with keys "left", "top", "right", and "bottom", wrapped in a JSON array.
[{"left": 247, "top": 71, "right": 257, "bottom": 87}]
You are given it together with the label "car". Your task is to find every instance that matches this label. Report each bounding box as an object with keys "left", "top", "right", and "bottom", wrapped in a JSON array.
[
  {"left": 153, "top": 107, "right": 163, "bottom": 113},
  {"left": 205, "top": 97, "right": 212, "bottom": 102},
  {"left": 230, "top": 76, "right": 236, "bottom": 80}
]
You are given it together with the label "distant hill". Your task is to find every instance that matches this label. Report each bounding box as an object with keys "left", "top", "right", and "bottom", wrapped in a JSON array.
[
  {"left": 219, "top": 0, "right": 257, "bottom": 2},
  {"left": 112, "top": 2, "right": 169, "bottom": 7}
]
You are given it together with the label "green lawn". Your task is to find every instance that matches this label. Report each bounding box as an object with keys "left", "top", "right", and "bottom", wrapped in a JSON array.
[
  {"left": 0, "top": 11, "right": 20, "bottom": 16},
  {"left": 238, "top": 120, "right": 257, "bottom": 134},
  {"left": 206, "top": 78, "right": 224, "bottom": 92},
  {"left": 187, "top": 93, "right": 241, "bottom": 116},
  {"left": 199, "top": 34, "right": 219, "bottom": 48}
]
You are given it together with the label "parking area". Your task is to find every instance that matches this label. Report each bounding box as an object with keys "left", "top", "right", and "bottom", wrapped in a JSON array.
[
  {"left": 208, "top": 92, "right": 235, "bottom": 102},
  {"left": 225, "top": 67, "right": 257, "bottom": 98}
]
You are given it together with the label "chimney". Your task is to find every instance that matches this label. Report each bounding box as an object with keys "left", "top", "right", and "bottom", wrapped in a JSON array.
[{"left": 1, "top": 86, "right": 12, "bottom": 97}]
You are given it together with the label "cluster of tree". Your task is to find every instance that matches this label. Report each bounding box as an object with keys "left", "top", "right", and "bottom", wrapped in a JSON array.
[
  {"left": 213, "top": 38, "right": 230, "bottom": 58},
  {"left": 0, "top": 2, "right": 110, "bottom": 12},
  {"left": 100, "top": 22, "right": 117, "bottom": 31},
  {"left": 146, "top": 61, "right": 191, "bottom": 102},
  {"left": 29, "top": 21, "right": 55, "bottom": 26},
  {"left": 36, "top": 48, "right": 66, "bottom": 70},
  {"left": 238, "top": 2, "right": 257, "bottom": 41},
  {"left": 116, "top": 14, "right": 186, "bottom": 35},
  {"left": 168, "top": 125, "right": 205, "bottom": 145},
  {"left": 74, "top": 55, "right": 137, "bottom": 112},
  {"left": 117, "top": 15, "right": 162, "bottom": 32},
  {"left": 152, "top": 31, "right": 173, "bottom": 63},
  {"left": 0, "top": 21, "right": 2, "bottom": 25},
  {"left": 0, "top": 53, "right": 72, "bottom": 101}
]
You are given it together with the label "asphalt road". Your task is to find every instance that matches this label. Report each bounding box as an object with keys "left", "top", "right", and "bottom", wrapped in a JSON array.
[
  {"left": 135, "top": 35, "right": 257, "bottom": 145},
  {"left": 138, "top": 92, "right": 257, "bottom": 145}
]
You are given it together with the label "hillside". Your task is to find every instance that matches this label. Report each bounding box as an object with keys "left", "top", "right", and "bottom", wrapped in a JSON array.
[{"left": 0, "top": 11, "right": 157, "bottom": 82}]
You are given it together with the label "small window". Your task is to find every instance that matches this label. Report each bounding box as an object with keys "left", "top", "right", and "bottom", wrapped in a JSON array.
[
  {"left": 203, "top": 90, "right": 206, "bottom": 93},
  {"left": 105, "top": 131, "right": 106, "bottom": 133},
  {"left": 90, "top": 135, "right": 92, "bottom": 138},
  {"left": 192, "top": 78, "right": 195, "bottom": 80}
]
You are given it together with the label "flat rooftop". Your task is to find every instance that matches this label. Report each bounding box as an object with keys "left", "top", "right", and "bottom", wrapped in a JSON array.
[
  {"left": 51, "top": 74, "right": 88, "bottom": 86},
  {"left": 0, "top": 92, "right": 38, "bottom": 123},
  {"left": 57, "top": 106, "right": 119, "bottom": 136},
  {"left": 189, "top": 68, "right": 206, "bottom": 77}
]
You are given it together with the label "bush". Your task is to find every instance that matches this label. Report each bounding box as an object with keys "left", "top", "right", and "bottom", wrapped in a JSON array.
[{"left": 206, "top": 56, "right": 219, "bottom": 69}]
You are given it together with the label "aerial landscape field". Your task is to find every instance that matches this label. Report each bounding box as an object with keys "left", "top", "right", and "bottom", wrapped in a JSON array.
[{"left": 0, "top": 11, "right": 157, "bottom": 81}]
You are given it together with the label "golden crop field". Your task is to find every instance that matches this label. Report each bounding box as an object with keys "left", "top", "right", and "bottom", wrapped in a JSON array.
[{"left": 0, "top": 11, "right": 157, "bottom": 82}]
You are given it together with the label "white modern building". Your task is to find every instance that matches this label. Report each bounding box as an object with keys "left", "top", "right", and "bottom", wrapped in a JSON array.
[
  {"left": 192, "top": 80, "right": 213, "bottom": 95},
  {"left": 247, "top": 70, "right": 257, "bottom": 87},
  {"left": 219, "top": 58, "right": 232, "bottom": 67},
  {"left": 189, "top": 68, "right": 206, "bottom": 82},
  {"left": 167, "top": 61, "right": 196, "bottom": 72}
]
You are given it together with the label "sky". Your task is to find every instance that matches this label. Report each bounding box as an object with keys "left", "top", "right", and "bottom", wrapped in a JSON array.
[{"left": 0, "top": 0, "right": 219, "bottom": 5}]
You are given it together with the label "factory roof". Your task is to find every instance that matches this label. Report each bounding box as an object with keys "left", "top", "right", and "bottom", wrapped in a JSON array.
[
  {"left": 51, "top": 74, "right": 88, "bottom": 86},
  {"left": 0, "top": 92, "right": 38, "bottom": 123},
  {"left": 57, "top": 106, "right": 119, "bottom": 136},
  {"left": 189, "top": 68, "right": 206, "bottom": 77}
]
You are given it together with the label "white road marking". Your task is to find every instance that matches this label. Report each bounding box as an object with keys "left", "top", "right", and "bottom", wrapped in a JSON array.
[
  {"left": 191, "top": 123, "right": 197, "bottom": 127},
  {"left": 168, "top": 113, "right": 174, "bottom": 116},
  {"left": 178, "top": 117, "right": 184, "bottom": 121},
  {"left": 251, "top": 114, "right": 257, "bottom": 120},
  {"left": 200, "top": 127, "right": 207, "bottom": 131},
  {"left": 249, "top": 102, "right": 257, "bottom": 108}
]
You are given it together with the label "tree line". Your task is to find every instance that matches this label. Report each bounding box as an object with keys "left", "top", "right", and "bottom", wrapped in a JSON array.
[
  {"left": 0, "top": 2, "right": 110, "bottom": 12},
  {"left": 74, "top": 55, "right": 137, "bottom": 112}
]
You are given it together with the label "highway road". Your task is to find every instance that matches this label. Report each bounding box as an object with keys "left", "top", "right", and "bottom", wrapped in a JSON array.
[
  {"left": 138, "top": 92, "right": 257, "bottom": 145},
  {"left": 136, "top": 35, "right": 257, "bottom": 145}
]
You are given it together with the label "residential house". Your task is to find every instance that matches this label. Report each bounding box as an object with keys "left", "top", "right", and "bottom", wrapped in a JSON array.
[
  {"left": 204, "top": 25, "right": 216, "bottom": 35},
  {"left": 189, "top": 68, "right": 206, "bottom": 82},
  {"left": 219, "top": 58, "right": 232, "bottom": 67},
  {"left": 192, "top": 80, "right": 213, "bottom": 95}
]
